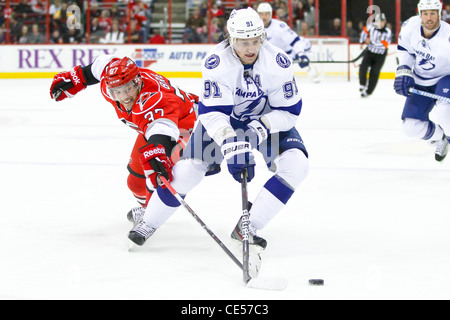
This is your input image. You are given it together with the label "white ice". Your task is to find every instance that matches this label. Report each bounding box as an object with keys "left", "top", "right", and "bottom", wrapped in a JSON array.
[{"left": 1, "top": 75, "right": 450, "bottom": 300}]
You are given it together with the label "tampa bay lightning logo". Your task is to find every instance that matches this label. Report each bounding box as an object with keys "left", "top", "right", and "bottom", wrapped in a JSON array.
[
  {"left": 418, "top": 58, "right": 436, "bottom": 71},
  {"left": 205, "top": 54, "right": 220, "bottom": 69},
  {"left": 276, "top": 53, "right": 291, "bottom": 68}
]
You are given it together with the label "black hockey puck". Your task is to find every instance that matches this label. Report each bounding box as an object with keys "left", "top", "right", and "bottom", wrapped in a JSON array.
[{"left": 308, "top": 279, "right": 324, "bottom": 286}]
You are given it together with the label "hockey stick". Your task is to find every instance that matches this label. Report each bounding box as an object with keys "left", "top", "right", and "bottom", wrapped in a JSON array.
[
  {"left": 296, "top": 48, "right": 367, "bottom": 64},
  {"left": 240, "top": 170, "right": 251, "bottom": 284},
  {"left": 409, "top": 88, "right": 450, "bottom": 104},
  {"left": 159, "top": 175, "right": 288, "bottom": 290}
]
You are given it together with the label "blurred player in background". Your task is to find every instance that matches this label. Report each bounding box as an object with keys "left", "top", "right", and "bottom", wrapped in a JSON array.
[
  {"left": 394, "top": 0, "right": 450, "bottom": 162},
  {"left": 359, "top": 12, "right": 392, "bottom": 97},
  {"left": 50, "top": 55, "right": 198, "bottom": 225},
  {"left": 127, "top": 7, "right": 309, "bottom": 251},
  {"left": 257, "top": 2, "right": 320, "bottom": 83}
]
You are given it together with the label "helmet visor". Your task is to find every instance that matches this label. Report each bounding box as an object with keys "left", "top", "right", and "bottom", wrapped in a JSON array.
[{"left": 107, "top": 78, "right": 140, "bottom": 102}]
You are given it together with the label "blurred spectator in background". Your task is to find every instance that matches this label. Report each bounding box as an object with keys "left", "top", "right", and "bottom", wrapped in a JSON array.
[
  {"left": 99, "top": 9, "right": 112, "bottom": 32},
  {"left": 210, "top": 16, "right": 224, "bottom": 43},
  {"left": 89, "top": 17, "right": 105, "bottom": 43},
  {"left": 63, "top": 26, "right": 84, "bottom": 44},
  {"left": 50, "top": 29, "right": 64, "bottom": 44},
  {"left": 0, "top": 27, "right": 5, "bottom": 44},
  {"left": 28, "top": 23, "right": 46, "bottom": 43},
  {"left": 15, "top": 0, "right": 33, "bottom": 19},
  {"left": 211, "top": 1, "right": 225, "bottom": 18},
  {"left": 183, "top": 6, "right": 206, "bottom": 43},
  {"left": 111, "top": 4, "right": 126, "bottom": 21},
  {"left": 124, "top": 19, "right": 142, "bottom": 43},
  {"left": 132, "top": 0, "right": 151, "bottom": 42},
  {"left": 328, "top": 17, "right": 342, "bottom": 36},
  {"left": 304, "top": 0, "right": 315, "bottom": 28},
  {"left": 346, "top": 20, "right": 359, "bottom": 43},
  {"left": 149, "top": 30, "right": 166, "bottom": 44},
  {"left": 9, "top": 13, "right": 23, "bottom": 44},
  {"left": 89, "top": 1, "right": 102, "bottom": 19},
  {"left": 18, "top": 25, "right": 30, "bottom": 44},
  {"left": 443, "top": 4, "right": 450, "bottom": 23},
  {"left": 100, "top": 19, "right": 124, "bottom": 44},
  {"left": 293, "top": 1, "right": 306, "bottom": 23},
  {"left": 32, "top": 0, "right": 47, "bottom": 18}
]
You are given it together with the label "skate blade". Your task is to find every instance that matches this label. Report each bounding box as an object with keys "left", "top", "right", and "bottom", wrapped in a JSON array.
[
  {"left": 246, "top": 277, "right": 288, "bottom": 291},
  {"left": 128, "top": 240, "right": 135, "bottom": 252}
]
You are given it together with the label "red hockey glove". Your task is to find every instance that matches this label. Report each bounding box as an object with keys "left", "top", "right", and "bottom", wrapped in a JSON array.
[
  {"left": 50, "top": 65, "right": 87, "bottom": 101},
  {"left": 139, "top": 144, "right": 174, "bottom": 188}
]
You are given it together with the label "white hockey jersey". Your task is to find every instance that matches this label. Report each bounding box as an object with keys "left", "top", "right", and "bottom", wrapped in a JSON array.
[
  {"left": 398, "top": 15, "right": 450, "bottom": 86},
  {"left": 198, "top": 40, "right": 302, "bottom": 145},
  {"left": 264, "top": 19, "right": 311, "bottom": 58}
]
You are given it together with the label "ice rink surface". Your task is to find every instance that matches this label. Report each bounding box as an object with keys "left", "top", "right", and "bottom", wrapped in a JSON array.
[{"left": 1, "top": 75, "right": 450, "bottom": 300}]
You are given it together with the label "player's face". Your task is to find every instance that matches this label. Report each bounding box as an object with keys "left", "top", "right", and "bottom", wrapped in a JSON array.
[
  {"left": 421, "top": 9, "right": 440, "bottom": 31},
  {"left": 109, "top": 80, "right": 140, "bottom": 110},
  {"left": 259, "top": 12, "right": 271, "bottom": 27},
  {"left": 233, "top": 37, "right": 262, "bottom": 65}
]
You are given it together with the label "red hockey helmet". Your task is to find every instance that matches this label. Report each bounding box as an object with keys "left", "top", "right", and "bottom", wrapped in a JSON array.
[{"left": 104, "top": 57, "right": 140, "bottom": 89}]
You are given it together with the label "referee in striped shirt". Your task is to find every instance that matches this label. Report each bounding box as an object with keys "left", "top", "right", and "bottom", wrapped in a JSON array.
[{"left": 359, "top": 13, "right": 392, "bottom": 97}]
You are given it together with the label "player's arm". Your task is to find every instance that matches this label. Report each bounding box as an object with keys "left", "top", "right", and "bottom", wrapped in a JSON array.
[
  {"left": 50, "top": 55, "right": 116, "bottom": 101},
  {"left": 198, "top": 75, "right": 236, "bottom": 145},
  {"left": 247, "top": 66, "right": 301, "bottom": 147},
  {"left": 394, "top": 20, "right": 416, "bottom": 96}
]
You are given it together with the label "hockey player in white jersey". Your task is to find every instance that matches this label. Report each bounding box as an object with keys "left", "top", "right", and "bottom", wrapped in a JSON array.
[
  {"left": 128, "top": 7, "right": 309, "bottom": 250},
  {"left": 394, "top": 0, "right": 450, "bottom": 161},
  {"left": 257, "top": 2, "right": 320, "bottom": 83}
]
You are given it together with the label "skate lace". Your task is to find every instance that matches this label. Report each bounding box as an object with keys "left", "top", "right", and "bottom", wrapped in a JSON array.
[
  {"left": 436, "top": 138, "right": 449, "bottom": 155},
  {"left": 133, "top": 221, "right": 154, "bottom": 237},
  {"left": 131, "top": 207, "right": 145, "bottom": 221}
]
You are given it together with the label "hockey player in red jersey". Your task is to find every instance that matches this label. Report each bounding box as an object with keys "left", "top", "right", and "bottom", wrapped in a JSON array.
[{"left": 50, "top": 55, "right": 198, "bottom": 227}]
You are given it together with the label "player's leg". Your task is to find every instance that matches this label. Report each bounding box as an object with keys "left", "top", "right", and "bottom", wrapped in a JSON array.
[
  {"left": 366, "top": 54, "right": 386, "bottom": 95},
  {"left": 231, "top": 128, "right": 309, "bottom": 250},
  {"left": 429, "top": 75, "right": 450, "bottom": 161},
  {"left": 126, "top": 134, "right": 153, "bottom": 224},
  {"left": 128, "top": 122, "right": 223, "bottom": 245},
  {"left": 359, "top": 53, "right": 371, "bottom": 96},
  {"left": 401, "top": 85, "right": 447, "bottom": 161}
]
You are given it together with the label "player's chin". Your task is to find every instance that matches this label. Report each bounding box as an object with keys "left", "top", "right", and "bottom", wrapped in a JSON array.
[{"left": 121, "top": 100, "right": 134, "bottom": 110}]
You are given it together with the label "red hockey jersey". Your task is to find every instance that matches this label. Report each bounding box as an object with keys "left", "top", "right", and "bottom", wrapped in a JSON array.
[{"left": 99, "top": 65, "right": 198, "bottom": 138}]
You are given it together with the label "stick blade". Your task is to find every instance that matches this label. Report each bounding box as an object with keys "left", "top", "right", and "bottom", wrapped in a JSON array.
[{"left": 246, "top": 277, "right": 288, "bottom": 291}]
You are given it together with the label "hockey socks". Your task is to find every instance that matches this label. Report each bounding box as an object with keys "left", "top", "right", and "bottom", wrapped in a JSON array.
[
  {"left": 143, "top": 186, "right": 182, "bottom": 229},
  {"left": 249, "top": 175, "right": 295, "bottom": 230}
]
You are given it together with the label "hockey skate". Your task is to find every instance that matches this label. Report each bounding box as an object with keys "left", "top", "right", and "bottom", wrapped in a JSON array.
[
  {"left": 231, "top": 216, "right": 267, "bottom": 251},
  {"left": 128, "top": 220, "right": 156, "bottom": 246},
  {"left": 127, "top": 206, "right": 145, "bottom": 225},
  {"left": 434, "top": 135, "right": 449, "bottom": 162}
]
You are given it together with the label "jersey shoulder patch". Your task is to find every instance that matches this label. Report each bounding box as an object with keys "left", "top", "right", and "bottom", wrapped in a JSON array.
[
  {"left": 205, "top": 54, "right": 221, "bottom": 69},
  {"left": 276, "top": 52, "right": 291, "bottom": 68}
]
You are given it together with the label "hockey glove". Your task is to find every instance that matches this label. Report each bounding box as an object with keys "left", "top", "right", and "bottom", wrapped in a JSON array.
[
  {"left": 394, "top": 65, "right": 415, "bottom": 97},
  {"left": 297, "top": 54, "right": 310, "bottom": 69},
  {"left": 139, "top": 144, "right": 174, "bottom": 188},
  {"left": 246, "top": 119, "right": 269, "bottom": 148},
  {"left": 50, "top": 65, "right": 87, "bottom": 101},
  {"left": 221, "top": 137, "right": 255, "bottom": 183}
]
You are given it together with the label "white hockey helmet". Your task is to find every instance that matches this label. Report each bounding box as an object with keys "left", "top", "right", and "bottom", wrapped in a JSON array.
[
  {"left": 417, "top": 0, "right": 443, "bottom": 17},
  {"left": 257, "top": 2, "right": 273, "bottom": 14},
  {"left": 227, "top": 7, "right": 265, "bottom": 40}
]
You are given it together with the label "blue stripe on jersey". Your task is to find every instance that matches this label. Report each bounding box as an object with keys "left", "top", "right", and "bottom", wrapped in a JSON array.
[
  {"left": 264, "top": 175, "right": 294, "bottom": 204},
  {"left": 397, "top": 45, "right": 408, "bottom": 51},
  {"left": 198, "top": 101, "right": 234, "bottom": 116},
  {"left": 290, "top": 36, "right": 301, "bottom": 47},
  {"left": 271, "top": 99, "right": 302, "bottom": 116},
  {"left": 413, "top": 71, "right": 439, "bottom": 81}
]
